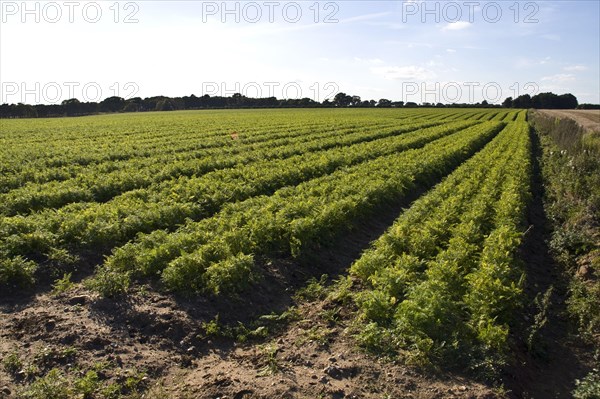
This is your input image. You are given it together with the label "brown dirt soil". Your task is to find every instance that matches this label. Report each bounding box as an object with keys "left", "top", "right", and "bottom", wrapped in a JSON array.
[
  {"left": 0, "top": 284, "right": 502, "bottom": 399},
  {"left": 539, "top": 109, "right": 600, "bottom": 132}
]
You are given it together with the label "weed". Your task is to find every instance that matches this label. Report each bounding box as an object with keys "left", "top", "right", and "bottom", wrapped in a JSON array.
[
  {"left": 2, "top": 351, "right": 23, "bottom": 375},
  {"left": 19, "top": 368, "right": 70, "bottom": 399},
  {"left": 86, "top": 266, "right": 131, "bottom": 298},
  {"left": 74, "top": 370, "right": 100, "bottom": 398},
  {"left": 295, "top": 274, "right": 328, "bottom": 301},
  {"left": 320, "top": 306, "right": 341, "bottom": 325},
  {"left": 527, "top": 286, "right": 554, "bottom": 357},
  {"left": 296, "top": 326, "right": 333, "bottom": 347},
  {"left": 100, "top": 382, "right": 122, "bottom": 399},
  {"left": 52, "top": 272, "right": 75, "bottom": 295},
  {"left": 573, "top": 369, "right": 600, "bottom": 399},
  {"left": 257, "top": 344, "right": 280, "bottom": 376}
]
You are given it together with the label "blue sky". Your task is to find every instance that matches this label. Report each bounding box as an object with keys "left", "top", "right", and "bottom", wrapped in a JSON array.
[{"left": 1, "top": 0, "right": 598, "bottom": 104}]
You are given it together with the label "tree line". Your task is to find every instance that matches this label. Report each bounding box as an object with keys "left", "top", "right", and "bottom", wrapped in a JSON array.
[{"left": 1, "top": 91, "right": 595, "bottom": 119}]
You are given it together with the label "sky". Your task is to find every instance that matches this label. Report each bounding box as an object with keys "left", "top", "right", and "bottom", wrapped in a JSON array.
[{"left": 1, "top": 0, "right": 599, "bottom": 105}]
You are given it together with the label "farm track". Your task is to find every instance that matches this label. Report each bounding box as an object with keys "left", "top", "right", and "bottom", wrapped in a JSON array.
[{"left": 538, "top": 109, "right": 600, "bottom": 133}]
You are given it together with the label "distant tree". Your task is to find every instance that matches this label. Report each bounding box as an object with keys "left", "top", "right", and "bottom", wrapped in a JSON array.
[
  {"left": 62, "top": 98, "right": 81, "bottom": 116},
  {"left": 578, "top": 103, "right": 600, "bottom": 110},
  {"left": 333, "top": 92, "right": 352, "bottom": 107},
  {"left": 123, "top": 102, "right": 139, "bottom": 113},
  {"left": 377, "top": 98, "right": 392, "bottom": 107},
  {"left": 502, "top": 97, "right": 513, "bottom": 108},
  {"left": 100, "top": 96, "right": 125, "bottom": 113},
  {"left": 404, "top": 102, "right": 418, "bottom": 108},
  {"left": 14, "top": 103, "right": 38, "bottom": 118},
  {"left": 558, "top": 93, "right": 578, "bottom": 109},
  {"left": 531, "top": 92, "right": 556, "bottom": 108},
  {"left": 155, "top": 98, "right": 175, "bottom": 111},
  {"left": 124, "top": 97, "right": 143, "bottom": 112},
  {"left": 529, "top": 92, "right": 578, "bottom": 109},
  {"left": 512, "top": 94, "right": 532, "bottom": 108}
]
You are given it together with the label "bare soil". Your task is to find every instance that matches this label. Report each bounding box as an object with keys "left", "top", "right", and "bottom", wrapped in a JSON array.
[
  {"left": 0, "top": 278, "right": 500, "bottom": 399},
  {"left": 539, "top": 109, "right": 600, "bottom": 133}
]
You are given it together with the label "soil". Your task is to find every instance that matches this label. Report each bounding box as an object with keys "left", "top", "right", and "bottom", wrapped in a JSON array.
[
  {"left": 539, "top": 109, "right": 600, "bottom": 133},
  {"left": 0, "top": 282, "right": 504, "bottom": 399}
]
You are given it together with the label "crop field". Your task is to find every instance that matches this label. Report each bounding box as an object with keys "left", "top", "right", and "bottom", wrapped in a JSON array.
[
  {"left": 3, "top": 107, "right": 589, "bottom": 398},
  {"left": 0, "top": 108, "right": 525, "bottom": 293}
]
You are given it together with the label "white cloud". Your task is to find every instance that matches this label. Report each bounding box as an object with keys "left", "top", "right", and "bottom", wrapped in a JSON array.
[
  {"left": 442, "top": 21, "right": 471, "bottom": 31},
  {"left": 564, "top": 65, "right": 588, "bottom": 72},
  {"left": 541, "top": 74, "right": 576, "bottom": 83},
  {"left": 446, "top": 49, "right": 457, "bottom": 53},
  {"left": 371, "top": 66, "right": 436, "bottom": 80},
  {"left": 515, "top": 57, "right": 552, "bottom": 68},
  {"left": 353, "top": 57, "right": 385, "bottom": 65},
  {"left": 339, "top": 12, "right": 391, "bottom": 24}
]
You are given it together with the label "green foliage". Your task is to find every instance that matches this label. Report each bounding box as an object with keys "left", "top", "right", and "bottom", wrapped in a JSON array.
[
  {"left": 202, "top": 253, "right": 255, "bottom": 295},
  {"left": 573, "top": 369, "right": 600, "bottom": 399},
  {"left": 531, "top": 110, "right": 600, "bottom": 347},
  {"left": 257, "top": 344, "right": 280, "bottom": 376},
  {"left": 86, "top": 266, "right": 130, "bottom": 298},
  {"left": 200, "top": 315, "right": 223, "bottom": 338},
  {"left": 100, "top": 383, "right": 122, "bottom": 399},
  {"left": 1, "top": 109, "right": 503, "bottom": 293},
  {"left": 350, "top": 120, "right": 531, "bottom": 373},
  {"left": 294, "top": 274, "right": 329, "bottom": 301},
  {"left": 326, "top": 275, "right": 354, "bottom": 304},
  {"left": 47, "top": 248, "right": 79, "bottom": 266},
  {"left": 0, "top": 255, "right": 37, "bottom": 289},
  {"left": 3, "top": 351, "right": 23, "bottom": 374},
  {"left": 19, "top": 368, "right": 70, "bottom": 399},
  {"left": 52, "top": 272, "right": 75, "bottom": 295},
  {"left": 568, "top": 277, "right": 600, "bottom": 341},
  {"left": 104, "top": 117, "right": 500, "bottom": 295},
  {"left": 73, "top": 370, "right": 100, "bottom": 398}
]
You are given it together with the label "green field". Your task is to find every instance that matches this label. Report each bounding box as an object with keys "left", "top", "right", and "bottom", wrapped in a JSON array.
[{"left": 3, "top": 107, "right": 568, "bottom": 397}]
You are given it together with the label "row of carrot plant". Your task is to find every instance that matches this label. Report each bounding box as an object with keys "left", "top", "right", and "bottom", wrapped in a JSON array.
[
  {"left": 93, "top": 120, "right": 505, "bottom": 296},
  {"left": 350, "top": 119, "right": 531, "bottom": 374}
]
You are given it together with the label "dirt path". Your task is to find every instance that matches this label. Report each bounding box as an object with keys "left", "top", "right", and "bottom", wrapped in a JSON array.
[{"left": 538, "top": 109, "right": 600, "bottom": 132}]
